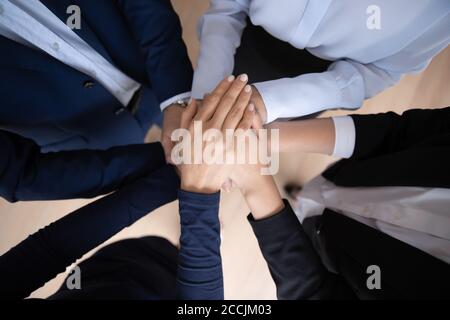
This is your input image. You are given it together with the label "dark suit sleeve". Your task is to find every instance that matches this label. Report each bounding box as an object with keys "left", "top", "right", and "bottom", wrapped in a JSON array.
[
  {"left": 176, "top": 191, "right": 223, "bottom": 300},
  {"left": 0, "top": 129, "right": 166, "bottom": 202},
  {"left": 116, "top": 0, "right": 193, "bottom": 103},
  {"left": 248, "top": 200, "right": 351, "bottom": 300},
  {"left": 0, "top": 164, "right": 180, "bottom": 299},
  {"left": 349, "top": 107, "right": 450, "bottom": 160}
]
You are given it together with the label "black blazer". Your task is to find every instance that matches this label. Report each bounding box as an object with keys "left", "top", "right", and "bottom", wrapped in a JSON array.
[{"left": 249, "top": 107, "right": 450, "bottom": 299}]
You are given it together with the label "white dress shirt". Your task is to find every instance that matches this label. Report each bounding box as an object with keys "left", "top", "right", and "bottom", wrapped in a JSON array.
[
  {"left": 298, "top": 114, "right": 449, "bottom": 263},
  {"left": 294, "top": 174, "right": 450, "bottom": 264},
  {"left": 0, "top": 0, "right": 187, "bottom": 110},
  {"left": 193, "top": 0, "right": 450, "bottom": 123}
]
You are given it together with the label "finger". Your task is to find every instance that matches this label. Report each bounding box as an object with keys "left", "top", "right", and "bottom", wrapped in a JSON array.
[
  {"left": 180, "top": 99, "right": 197, "bottom": 129},
  {"left": 251, "top": 112, "right": 264, "bottom": 131},
  {"left": 210, "top": 74, "right": 249, "bottom": 127},
  {"left": 221, "top": 179, "right": 232, "bottom": 193},
  {"left": 162, "top": 138, "right": 174, "bottom": 164},
  {"left": 237, "top": 103, "right": 255, "bottom": 131},
  {"left": 195, "top": 76, "right": 235, "bottom": 121},
  {"left": 222, "top": 84, "right": 252, "bottom": 131}
]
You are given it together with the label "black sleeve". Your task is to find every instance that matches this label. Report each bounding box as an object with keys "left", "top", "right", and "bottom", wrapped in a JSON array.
[
  {"left": 248, "top": 200, "right": 352, "bottom": 300},
  {"left": 0, "top": 165, "right": 180, "bottom": 299},
  {"left": 350, "top": 107, "right": 450, "bottom": 160},
  {"left": 0, "top": 129, "right": 166, "bottom": 202}
]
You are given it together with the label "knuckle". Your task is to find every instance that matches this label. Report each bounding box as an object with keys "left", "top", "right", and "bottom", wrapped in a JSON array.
[
  {"left": 222, "top": 121, "right": 231, "bottom": 130},
  {"left": 226, "top": 89, "right": 239, "bottom": 99},
  {"left": 208, "top": 120, "right": 219, "bottom": 128},
  {"left": 196, "top": 108, "right": 207, "bottom": 118},
  {"left": 222, "top": 94, "right": 235, "bottom": 105},
  {"left": 229, "top": 107, "right": 242, "bottom": 119},
  {"left": 206, "top": 93, "right": 221, "bottom": 104},
  {"left": 242, "top": 115, "right": 253, "bottom": 126},
  {"left": 238, "top": 95, "right": 251, "bottom": 106},
  {"left": 242, "top": 109, "right": 252, "bottom": 120}
]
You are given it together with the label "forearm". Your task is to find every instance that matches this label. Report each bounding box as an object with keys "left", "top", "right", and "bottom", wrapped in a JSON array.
[
  {"left": 0, "top": 128, "right": 166, "bottom": 202},
  {"left": 117, "top": 0, "right": 193, "bottom": 103},
  {"left": 254, "top": 60, "right": 401, "bottom": 123},
  {"left": 0, "top": 165, "right": 180, "bottom": 299},
  {"left": 248, "top": 200, "right": 332, "bottom": 299},
  {"left": 267, "top": 118, "right": 335, "bottom": 155},
  {"left": 241, "top": 174, "right": 284, "bottom": 220},
  {"left": 349, "top": 107, "right": 450, "bottom": 159},
  {"left": 192, "top": 1, "right": 248, "bottom": 99},
  {"left": 177, "top": 190, "right": 223, "bottom": 300},
  {"left": 15, "top": 143, "right": 166, "bottom": 201}
]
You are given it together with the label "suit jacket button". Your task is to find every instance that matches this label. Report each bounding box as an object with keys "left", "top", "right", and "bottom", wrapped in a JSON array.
[
  {"left": 83, "top": 80, "right": 95, "bottom": 89},
  {"left": 316, "top": 222, "right": 323, "bottom": 235},
  {"left": 115, "top": 107, "right": 126, "bottom": 116}
]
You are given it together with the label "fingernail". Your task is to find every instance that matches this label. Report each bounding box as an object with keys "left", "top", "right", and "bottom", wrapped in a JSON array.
[
  {"left": 227, "top": 75, "right": 235, "bottom": 82},
  {"left": 239, "top": 74, "right": 248, "bottom": 82},
  {"left": 244, "top": 85, "right": 252, "bottom": 93},
  {"left": 249, "top": 103, "right": 255, "bottom": 112}
]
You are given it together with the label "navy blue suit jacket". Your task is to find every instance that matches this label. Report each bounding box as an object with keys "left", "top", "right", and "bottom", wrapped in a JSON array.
[
  {"left": 0, "top": 164, "right": 224, "bottom": 300},
  {"left": 0, "top": 0, "right": 193, "bottom": 151},
  {"left": 0, "top": 129, "right": 168, "bottom": 202}
]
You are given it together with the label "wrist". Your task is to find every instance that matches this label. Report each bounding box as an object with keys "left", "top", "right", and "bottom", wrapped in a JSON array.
[
  {"left": 180, "top": 179, "right": 219, "bottom": 195},
  {"left": 241, "top": 174, "right": 284, "bottom": 220},
  {"left": 164, "top": 103, "right": 184, "bottom": 114},
  {"left": 251, "top": 86, "right": 267, "bottom": 124}
]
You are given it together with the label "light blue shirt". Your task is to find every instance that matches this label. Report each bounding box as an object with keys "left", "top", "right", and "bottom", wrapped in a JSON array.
[{"left": 193, "top": 0, "right": 450, "bottom": 122}]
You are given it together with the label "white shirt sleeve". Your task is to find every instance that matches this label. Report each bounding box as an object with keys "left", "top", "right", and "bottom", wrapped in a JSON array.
[
  {"left": 254, "top": 59, "right": 403, "bottom": 123},
  {"left": 192, "top": 0, "right": 250, "bottom": 99},
  {"left": 331, "top": 116, "right": 356, "bottom": 159}
]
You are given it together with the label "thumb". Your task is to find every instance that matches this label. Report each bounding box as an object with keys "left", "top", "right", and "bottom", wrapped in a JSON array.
[{"left": 252, "top": 112, "right": 264, "bottom": 133}]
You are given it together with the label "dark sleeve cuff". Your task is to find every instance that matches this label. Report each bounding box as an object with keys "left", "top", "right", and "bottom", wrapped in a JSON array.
[
  {"left": 247, "top": 199, "right": 302, "bottom": 239},
  {"left": 178, "top": 190, "right": 221, "bottom": 206}
]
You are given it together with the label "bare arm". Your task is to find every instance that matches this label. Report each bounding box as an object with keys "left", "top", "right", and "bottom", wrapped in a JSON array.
[{"left": 266, "top": 118, "right": 336, "bottom": 155}]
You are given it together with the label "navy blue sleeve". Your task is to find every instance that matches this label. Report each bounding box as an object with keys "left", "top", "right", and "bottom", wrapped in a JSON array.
[
  {"left": 0, "top": 165, "right": 180, "bottom": 299},
  {"left": 0, "top": 129, "right": 166, "bottom": 202},
  {"left": 116, "top": 0, "right": 193, "bottom": 103},
  {"left": 176, "top": 190, "right": 223, "bottom": 300}
]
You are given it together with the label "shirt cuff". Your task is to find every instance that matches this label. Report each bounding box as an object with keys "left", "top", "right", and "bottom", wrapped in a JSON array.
[
  {"left": 160, "top": 92, "right": 191, "bottom": 111},
  {"left": 252, "top": 82, "right": 279, "bottom": 124},
  {"left": 332, "top": 116, "right": 356, "bottom": 158}
]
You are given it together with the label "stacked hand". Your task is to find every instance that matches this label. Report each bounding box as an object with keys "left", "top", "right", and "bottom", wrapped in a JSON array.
[
  {"left": 175, "top": 74, "right": 284, "bottom": 219},
  {"left": 162, "top": 85, "right": 267, "bottom": 165}
]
